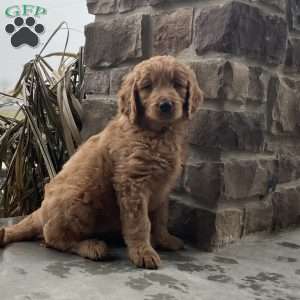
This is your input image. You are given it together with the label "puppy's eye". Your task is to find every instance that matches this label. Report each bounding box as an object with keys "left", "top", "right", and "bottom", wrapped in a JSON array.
[
  {"left": 173, "top": 80, "right": 186, "bottom": 89},
  {"left": 141, "top": 82, "right": 152, "bottom": 90}
]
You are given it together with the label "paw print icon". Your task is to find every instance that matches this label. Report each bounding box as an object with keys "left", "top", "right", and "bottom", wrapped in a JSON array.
[{"left": 5, "top": 17, "right": 45, "bottom": 48}]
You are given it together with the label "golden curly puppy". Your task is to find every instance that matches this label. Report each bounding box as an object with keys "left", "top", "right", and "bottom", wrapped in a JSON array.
[{"left": 0, "top": 56, "right": 203, "bottom": 269}]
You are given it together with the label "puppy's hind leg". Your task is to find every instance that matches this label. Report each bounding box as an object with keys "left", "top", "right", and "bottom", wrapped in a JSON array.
[
  {"left": 0, "top": 209, "right": 43, "bottom": 247},
  {"left": 43, "top": 215, "right": 109, "bottom": 261}
]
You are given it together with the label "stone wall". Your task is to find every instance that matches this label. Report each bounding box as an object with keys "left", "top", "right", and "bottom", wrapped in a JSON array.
[{"left": 83, "top": 0, "right": 300, "bottom": 249}]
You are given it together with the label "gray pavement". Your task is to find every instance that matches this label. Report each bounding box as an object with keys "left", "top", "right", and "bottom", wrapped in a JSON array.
[{"left": 1, "top": 227, "right": 300, "bottom": 300}]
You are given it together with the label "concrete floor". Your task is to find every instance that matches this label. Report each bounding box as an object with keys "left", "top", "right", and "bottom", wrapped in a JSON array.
[{"left": 1, "top": 226, "right": 300, "bottom": 300}]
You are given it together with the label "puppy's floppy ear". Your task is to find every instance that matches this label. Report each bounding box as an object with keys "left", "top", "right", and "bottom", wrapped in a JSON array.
[
  {"left": 184, "top": 69, "right": 204, "bottom": 119},
  {"left": 118, "top": 71, "right": 140, "bottom": 124}
]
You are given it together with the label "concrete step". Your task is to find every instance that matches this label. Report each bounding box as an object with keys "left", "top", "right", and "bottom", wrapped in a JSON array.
[{"left": 1, "top": 219, "right": 300, "bottom": 300}]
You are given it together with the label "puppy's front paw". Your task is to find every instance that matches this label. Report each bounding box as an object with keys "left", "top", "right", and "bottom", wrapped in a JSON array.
[
  {"left": 129, "top": 244, "right": 161, "bottom": 269},
  {"left": 74, "top": 240, "right": 109, "bottom": 261},
  {"left": 156, "top": 233, "right": 184, "bottom": 251}
]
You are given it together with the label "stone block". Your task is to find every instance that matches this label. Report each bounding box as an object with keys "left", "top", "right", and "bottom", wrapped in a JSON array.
[
  {"left": 183, "top": 153, "right": 277, "bottom": 203},
  {"left": 248, "top": 66, "right": 271, "bottom": 104},
  {"left": 118, "top": 0, "right": 148, "bottom": 13},
  {"left": 188, "top": 109, "right": 265, "bottom": 152},
  {"left": 168, "top": 194, "right": 202, "bottom": 244},
  {"left": 87, "top": 0, "right": 117, "bottom": 14},
  {"left": 188, "top": 59, "right": 270, "bottom": 104},
  {"left": 214, "top": 207, "right": 243, "bottom": 248},
  {"left": 149, "top": 0, "right": 185, "bottom": 5},
  {"left": 183, "top": 160, "right": 222, "bottom": 209},
  {"left": 149, "top": 0, "right": 167, "bottom": 5},
  {"left": 249, "top": 0, "right": 286, "bottom": 13},
  {"left": 169, "top": 194, "right": 244, "bottom": 250},
  {"left": 85, "top": 14, "right": 148, "bottom": 68},
  {"left": 223, "top": 158, "right": 276, "bottom": 200},
  {"left": 194, "top": 1, "right": 287, "bottom": 65},
  {"left": 81, "top": 97, "right": 118, "bottom": 140},
  {"left": 285, "top": 37, "right": 300, "bottom": 71},
  {"left": 264, "top": 134, "right": 300, "bottom": 157},
  {"left": 267, "top": 76, "right": 300, "bottom": 136},
  {"left": 244, "top": 198, "right": 274, "bottom": 234},
  {"left": 153, "top": 8, "right": 193, "bottom": 55},
  {"left": 287, "top": 0, "right": 300, "bottom": 32},
  {"left": 84, "top": 69, "right": 110, "bottom": 95},
  {"left": 188, "top": 59, "right": 233, "bottom": 101},
  {"left": 272, "top": 181, "right": 300, "bottom": 229},
  {"left": 110, "top": 67, "right": 132, "bottom": 95},
  {"left": 278, "top": 153, "right": 300, "bottom": 184}
]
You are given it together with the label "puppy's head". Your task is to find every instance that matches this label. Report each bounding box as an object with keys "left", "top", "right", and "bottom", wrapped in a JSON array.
[{"left": 118, "top": 56, "right": 203, "bottom": 128}]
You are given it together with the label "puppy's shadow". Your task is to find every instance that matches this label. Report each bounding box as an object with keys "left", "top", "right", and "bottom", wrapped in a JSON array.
[{"left": 101, "top": 232, "right": 127, "bottom": 261}]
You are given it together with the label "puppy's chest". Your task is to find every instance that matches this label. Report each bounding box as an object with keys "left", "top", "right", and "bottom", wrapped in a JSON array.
[
  {"left": 141, "top": 142, "right": 182, "bottom": 183},
  {"left": 114, "top": 133, "right": 183, "bottom": 184}
]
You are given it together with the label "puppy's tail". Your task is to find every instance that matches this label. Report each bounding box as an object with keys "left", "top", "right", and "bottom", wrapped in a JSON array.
[{"left": 0, "top": 209, "right": 42, "bottom": 247}]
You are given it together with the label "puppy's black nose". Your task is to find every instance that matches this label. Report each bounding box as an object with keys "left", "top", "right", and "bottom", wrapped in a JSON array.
[{"left": 159, "top": 101, "right": 173, "bottom": 113}]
